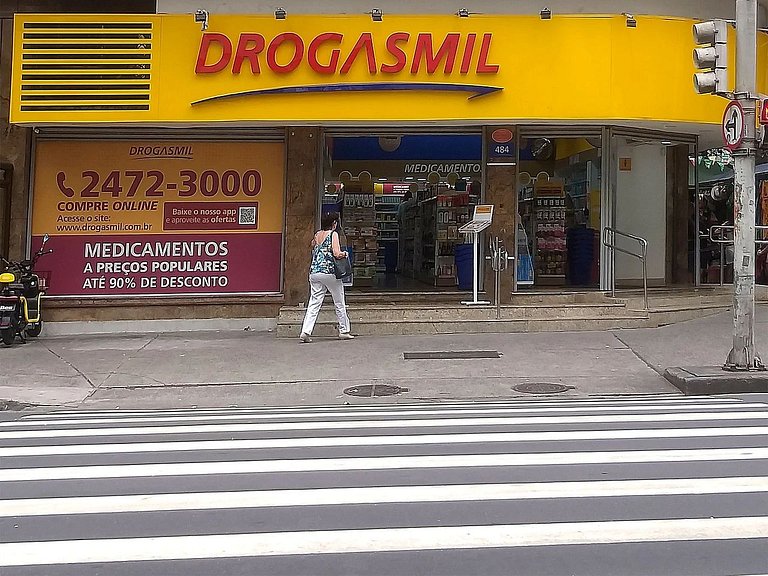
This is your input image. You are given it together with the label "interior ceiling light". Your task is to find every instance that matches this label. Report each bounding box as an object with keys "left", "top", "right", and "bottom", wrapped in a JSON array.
[
  {"left": 274, "top": 7, "right": 286, "bottom": 19},
  {"left": 624, "top": 13, "right": 637, "bottom": 28},
  {"left": 370, "top": 8, "right": 383, "bottom": 22},
  {"left": 193, "top": 9, "right": 209, "bottom": 31},
  {"left": 540, "top": 8, "right": 552, "bottom": 20}
]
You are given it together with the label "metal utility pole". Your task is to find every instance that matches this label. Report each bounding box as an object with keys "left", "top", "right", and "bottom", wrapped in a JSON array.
[{"left": 727, "top": 0, "right": 765, "bottom": 371}]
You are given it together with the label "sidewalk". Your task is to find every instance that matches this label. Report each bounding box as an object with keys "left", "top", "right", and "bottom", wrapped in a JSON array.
[{"left": 1, "top": 305, "right": 765, "bottom": 410}]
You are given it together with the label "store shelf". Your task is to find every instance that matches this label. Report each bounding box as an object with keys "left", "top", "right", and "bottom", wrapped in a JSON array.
[
  {"left": 534, "top": 191, "right": 566, "bottom": 279},
  {"left": 344, "top": 192, "right": 378, "bottom": 286},
  {"left": 399, "top": 188, "right": 475, "bottom": 286}
]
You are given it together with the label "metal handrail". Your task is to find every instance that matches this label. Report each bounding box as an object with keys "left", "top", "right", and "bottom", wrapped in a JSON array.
[
  {"left": 706, "top": 224, "right": 768, "bottom": 286},
  {"left": 603, "top": 226, "right": 649, "bottom": 311},
  {"left": 708, "top": 224, "right": 768, "bottom": 245}
]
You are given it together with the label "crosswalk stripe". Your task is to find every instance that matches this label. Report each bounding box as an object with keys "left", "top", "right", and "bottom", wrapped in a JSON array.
[
  {"left": 14, "top": 397, "right": 745, "bottom": 420},
  {"left": 2, "top": 402, "right": 759, "bottom": 428},
  {"left": 2, "top": 447, "right": 767, "bottom": 481},
  {"left": 3, "top": 477, "right": 766, "bottom": 517},
  {"left": 3, "top": 411, "right": 767, "bottom": 439},
  {"left": 2, "top": 425, "right": 767, "bottom": 457},
  {"left": 2, "top": 517, "right": 767, "bottom": 565},
  {"left": 4, "top": 399, "right": 765, "bottom": 572}
]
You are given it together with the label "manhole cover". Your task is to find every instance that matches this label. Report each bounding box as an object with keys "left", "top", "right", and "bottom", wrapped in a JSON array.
[
  {"left": 404, "top": 350, "right": 501, "bottom": 360},
  {"left": 343, "top": 384, "right": 409, "bottom": 397},
  {"left": 513, "top": 383, "right": 573, "bottom": 395}
]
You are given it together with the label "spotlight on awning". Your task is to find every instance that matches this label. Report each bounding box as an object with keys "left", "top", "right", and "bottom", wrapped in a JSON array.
[{"left": 194, "top": 9, "right": 209, "bottom": 31}]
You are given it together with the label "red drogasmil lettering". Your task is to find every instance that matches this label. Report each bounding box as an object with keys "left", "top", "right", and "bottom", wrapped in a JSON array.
[
  {"left": 232, "top": 34, "right": 265, "bottom": 74},
  {"left": 459, "top": 33, "right": 476, "bottom": 74},
  {"left": 411, "top": 33, "right": 460, "bottom": 74},
  {"left": 476, "top": 33, "right": 499, "bottom": 73},
  {"left": 380, "top": 32, "right": 410, "bottom": 73},
  {"left": 307, "top": 32, "right": 343, "bottom": 74},
  {"left": 340, "top": 33, "right": 377, "bottom": 74},
  {"left": 266, "top": 33, "right": 304, "bottom": 73},
  {"left": 195, "top": 33, "right": 232, "bottom": 73}
]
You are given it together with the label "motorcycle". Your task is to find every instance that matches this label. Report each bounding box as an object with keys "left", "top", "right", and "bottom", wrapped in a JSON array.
[{"left": 0, "top": 234, "right": 53, "bottom": 346}]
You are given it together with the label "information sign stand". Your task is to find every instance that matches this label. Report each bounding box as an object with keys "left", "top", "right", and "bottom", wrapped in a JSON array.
[{"left": 459, "top": 205, "right": 494, "bottom": 305}]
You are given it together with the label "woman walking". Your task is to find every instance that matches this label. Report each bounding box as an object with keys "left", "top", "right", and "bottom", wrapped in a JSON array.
[{"left": 299, "top": 212, "right": 354, "bottom": 343}]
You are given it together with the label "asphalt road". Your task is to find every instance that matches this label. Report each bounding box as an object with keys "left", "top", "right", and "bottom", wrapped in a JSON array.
[{"left": 1, "top": 395, "right": 767, "bottom": 575}]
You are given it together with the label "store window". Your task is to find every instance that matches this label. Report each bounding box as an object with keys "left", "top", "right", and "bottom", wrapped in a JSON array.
[
  {"left": 517, "top": 135, "right": 602, "bottom": 289},
  {"left": 321, "top": 133, "right": 482, "bottom": 291}
]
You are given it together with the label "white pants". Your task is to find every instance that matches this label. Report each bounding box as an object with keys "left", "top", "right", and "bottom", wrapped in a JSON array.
[{"left": 300, "top": 272, "right": 351, "bottom": 336}]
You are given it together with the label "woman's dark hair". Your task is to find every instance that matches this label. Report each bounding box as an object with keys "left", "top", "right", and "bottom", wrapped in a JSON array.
[
  {"left": 321, "top": 211, "right": 339, "bottom": 230},
  {"left": 403, "top": 191, "right": 412, "bottom": 202}
]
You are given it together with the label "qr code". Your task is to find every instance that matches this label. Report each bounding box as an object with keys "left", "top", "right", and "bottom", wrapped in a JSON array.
[{"left": 238, "top": 206, "right": 257, "bottom": 226}]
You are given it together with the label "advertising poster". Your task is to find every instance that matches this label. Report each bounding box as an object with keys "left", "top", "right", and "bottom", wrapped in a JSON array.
[{"left": 31, "top": 140, "right": 285, "bottom": 297}]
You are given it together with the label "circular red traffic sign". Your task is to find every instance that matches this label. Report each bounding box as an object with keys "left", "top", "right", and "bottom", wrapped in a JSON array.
[{"left": 722, "top": 101, "right": 745, "bottom": 151}]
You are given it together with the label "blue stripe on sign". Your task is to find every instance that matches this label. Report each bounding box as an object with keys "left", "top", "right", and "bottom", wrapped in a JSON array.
[{"left": 191, "top": 82, "right": 503, "bottom": 105}]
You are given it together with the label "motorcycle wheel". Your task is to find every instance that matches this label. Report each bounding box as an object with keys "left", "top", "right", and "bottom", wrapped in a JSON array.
[
  {"left": 26, "top": 321, "right": 42, "bottom": 337},
  {"left": 1, "top": 327, "right": 15, "bottom": 346}
]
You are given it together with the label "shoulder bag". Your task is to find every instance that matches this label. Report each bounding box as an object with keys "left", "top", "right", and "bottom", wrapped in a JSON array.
[{"left": 331, "top": 232, "right": 352, "bottom": 279}]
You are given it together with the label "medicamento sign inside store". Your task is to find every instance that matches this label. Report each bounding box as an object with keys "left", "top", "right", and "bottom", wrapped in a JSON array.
[{"left": 31, "top": 140, "right": 285, "bottom": 297}]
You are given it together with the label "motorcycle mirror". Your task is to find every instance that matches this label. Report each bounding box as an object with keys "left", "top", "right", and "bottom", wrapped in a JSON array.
[{"left": 42, "top": 234, "right": 50, "bottom": 245}]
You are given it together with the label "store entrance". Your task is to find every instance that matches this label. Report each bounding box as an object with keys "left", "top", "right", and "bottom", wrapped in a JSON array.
[{"left": 321, "top": 133, "right": 482, "bottom": 291}]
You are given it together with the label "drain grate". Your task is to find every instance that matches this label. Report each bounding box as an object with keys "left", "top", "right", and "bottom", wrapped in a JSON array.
[
  {"left": 343, "top": 384, "right": 409, "bottom": 397},
  {"left": 513, "top": 382, "right": 573, "bottom": 395},
  {"left": 404, "top": 350, "right": 501, "bottom": 360}
]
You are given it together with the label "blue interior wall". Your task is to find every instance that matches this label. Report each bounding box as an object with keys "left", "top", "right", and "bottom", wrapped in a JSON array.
[{"left": 330, "top": 135, "right": 482, "bottom": 161}]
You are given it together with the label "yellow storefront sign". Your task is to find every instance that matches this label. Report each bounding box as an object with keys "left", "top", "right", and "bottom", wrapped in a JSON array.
[{"left": 10, "top": 13, "right": 768, "bottom": 125}]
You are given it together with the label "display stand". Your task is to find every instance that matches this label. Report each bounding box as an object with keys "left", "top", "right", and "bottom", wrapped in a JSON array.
[
  {"left": 516, "top": 216, "right": 534, "bottom": 285},
  {"left": 534, "top": 181, "right": 566, "bottom": 285},
  {"left": 459, "top": 205, "right": 494, "bottom": 305}
]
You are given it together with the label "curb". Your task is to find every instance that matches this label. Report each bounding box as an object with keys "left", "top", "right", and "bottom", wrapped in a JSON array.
[{"left": 664, "top": 366, "right": 768, "bottom": 395}]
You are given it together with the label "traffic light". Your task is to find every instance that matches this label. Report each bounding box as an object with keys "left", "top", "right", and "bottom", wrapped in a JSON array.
[{"left": 692, "top": 19, "right": 729, "bottom": 95}]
